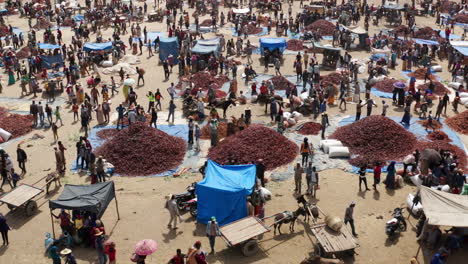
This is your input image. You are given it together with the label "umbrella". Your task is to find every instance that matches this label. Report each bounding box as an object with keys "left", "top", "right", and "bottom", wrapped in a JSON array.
[
  {"left": 123, "top": 78, "right": 135, "bottom": 86},
  {"left": 135, "top": 239, "right": 158, "bottom": 256},
  {"left": 393, "top": 81, "right": 406, "bottom": 89}
]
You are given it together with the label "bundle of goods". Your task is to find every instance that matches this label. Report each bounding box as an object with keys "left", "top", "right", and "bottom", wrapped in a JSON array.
[
  {"left": 245, "top": 24, "right": 263, "bottom": 35},
  {"left": 208, "top": 125, "right": 298, "bottom": 170},
  {"left": 413, "top": 27, "right": 445, "bottom": 43},
  {"left": 304, "top": 19, "right": 335, "bottom": 36},
  {"left": 0, "top": 107, "right": 34, "bottom": 141},
  {"left": 176, "top": 71, "right": 229, "bottom": 92},
  {"left": 330, "top": 116, "right": 417, "bottom": 166},
  {"left": 320, "top": 139, "right": 343, "bottom": 153},
  {"left": 200, "top": 19, "right": 212, "bottom": 27},
  {"left": 200, "top": 121, "right": 229, "bottom": 140},
  {"left": 445, "top": 111, "right": 468, "bottom": 134},
  {"left": 269, "top": 75, "right": 296, "bottom": 90},
  {"left": 393, "top": 25, "right": 409, "bottom": 36},
  {"left": 426, "top": 131, "right": 451, "bottom": 142},
  {"left": 33, "top": 17, "right": 54, "bottom": 30},
  {"left": 373, "top": 79, "right": 400, "bottom": 93},
  {"left": 408, "top": 68, "right": 437, "bottom": 81},
  {"left": 96, "top": 129, "right": 120, "bottom": 140},
  {"left": 416, "top": 140, "right": 467, "bottom": 172},
  {"left": 297, "top": 122, "right": 321, "bottom": 135},
  {"left": 416, "top": 82, "right": 450, "bottom": 96},
  {"left": 453, "top": 14, "right": 468, "bottom": 24},
  {"left": 96, "top": 122, "right": 186, "bottom": 176},
  {"left": 286, "top": 39, "right": 304, "bottom": 51},
  {"left": 320, "top": 72, "right": 342, "bottom": 86},
  {"left": 16, "top": 47, "right": 31, "bottom": 59},
  {"left": 418, "top": 119, "right": 443, "bottom": 130}
]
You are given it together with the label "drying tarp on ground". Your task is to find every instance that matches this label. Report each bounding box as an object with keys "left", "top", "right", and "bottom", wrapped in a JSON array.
[
  {"left": 420, "top": 186, "right": 468, "bottom": 227},
  {"left": 313, "top": 42, "right": 342, "bottom": 52},
  {"left": 453, "top": 46, "right": 468, "bottom": 56},
  {"left": 38, "top": 43, "right": 60, "bottom": 50},
  {"left": 196, "top": 160, "right": 256, "bottom": 226},
  {"left": 370, "top": 53, "right": 388, "bottom": 61},
  {"left": 260, "top": 37, "right": 287, "bottom": 55},
  {"left": 413, "top": 38, "right": 439, "bottom": 45},
  {"left": 74, "top": 14, "right": 84, "bottom": 22},
  {"left": 449, "top": 41, "right": 468, "bottom": 47},
  {"left": 83, "top": 41, "right": 113, "bottom": 52},
  {"left": 159, "top": 37, "right": 179, "bottom": 63},
  {"left": 49, "top": 181, "right": 116, "bottom": 218},
  {"left": 40, "top": 55, "right": 64, "bottom": 69}
]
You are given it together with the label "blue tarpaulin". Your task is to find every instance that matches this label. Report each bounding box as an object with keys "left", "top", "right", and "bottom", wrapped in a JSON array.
[
  {"left": 191, "top": 38, "right": 220, "bottom": 57},
  {"left": 453, "top": 46, "right": 468, "bottom": 56},
  {"left": 370, "top": 53, "right": 388, "bottom": 61},
  {"left": 83, "top": 41, "right": 113, "bottom": 52},
  {"left": 412, "top": 38, "right": 439, "bottom": 45},
  {"left": 196, "top": 160, "right": 256, "bottom": 226},
  {"left": 38, "top": 43, "right": 60, "bottom": 50},
  {"left": 159, "top": 37, "right": 179, "bottom": 63},
  {"left": 439, "top": 31, "right": 461, "bottom": 40},
  {"left": 74, "top": 14, "right": 84, "bottom": 22},
  {"left": 40, "top": 55, "right": 64, "bottom": 69},
  {"left": 259, "top": 37, "right": 287, "bottom": 56}
]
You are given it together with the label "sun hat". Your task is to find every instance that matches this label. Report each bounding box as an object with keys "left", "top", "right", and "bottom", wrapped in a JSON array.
[{"left": 60, "top": 248, "right": 72, "bottom": 255}]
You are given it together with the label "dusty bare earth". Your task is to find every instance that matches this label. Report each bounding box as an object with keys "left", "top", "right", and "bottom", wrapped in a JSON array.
[{"left": 0, "top": 0, "right": 467, "bottom": 263}]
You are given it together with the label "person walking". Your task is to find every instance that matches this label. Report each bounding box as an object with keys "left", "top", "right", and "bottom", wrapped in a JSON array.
[
  {"left": 188, "top": 117, "right": 194, "bottom": 145},
  {"left": 355, "top": 100, "right": 363, "bottom": 121},
  {"left": 96, "top": 156, "right": 106, "bottom": 182},
  {"left": 150, "top": 107, "right": 158, "bottom": 128},
  {"left": 294, "top": 163, "right": 304, "bottom": 194},
  {"left": 321, "top": 112, "right": 329, "bottom": 139},
  {"left": 0, "top": 213, "right": 10, "bottom": 245},
  {"left": 116, "top": 104, "right": 125, "bottom": 130},
  {"left": 358, "top": 166, "right": 370, "bottom": 191},
  {"left": 365, "top": 98, "right": 377, "bottom": 116},
  {"left": 155, "top": 89, "right": 163, "bottom": 110},
  {"left": 95, "top": 229, "right": 107, "bottom": 264},
  {"left": 165, "top": 195, "right": 182, "bottom": 229},
  {"left": 167, "top": 100, "right": 176, "bottom": 123},
  {"left": 30, "top": 100, "right": 38, "bottom": 127},
  {"left": 16, "top": 144, "right": 27, "bottom": 174},
  {"left": 61, "top": 248, "right": 77, "bottom": 264},
  {"left": 274, "top": 57, "right": 281, "bottom": 76},
  {"left": 105, "top": 242, "right": 116, "bottom": 264},
  {"left": 310, "top": 166, "right": 319, "bottom": 197},
  {"left": 305, "top": 162, "right": 312, "bottom": 195},
  {"left": 384, "top": 161, "right": 396, "bottom": 189},
  {"left": 300, "top": 137, "right": 312, "bottom": 167},
  {"left": 344, "top": 202, "right": 358, "bottom": 237},
  {"left": 206, "top": 216, "right": 220, "bottom": 255},
  {"left": 54, "top": 106, "right": 63, "bottom": 126},
  {"left": 256, "top": 159, "right": 266, "bottom": 187},
  {"left": 373, "top": 162, "right": 382, "bottom": 191}
]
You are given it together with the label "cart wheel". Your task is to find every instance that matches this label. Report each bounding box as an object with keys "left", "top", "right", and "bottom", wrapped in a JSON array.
[
  {"left": 314, "top": 244, "right": 323, "bottom": 257},
  {"left": 242, "top": 239, "right": 259, "bottom": 257},
  {"left": 25, "top": 200, "right": 37, "bottom": 216},
  {"left": 7, "top": 204, "right": 15, "bottom": 210}
]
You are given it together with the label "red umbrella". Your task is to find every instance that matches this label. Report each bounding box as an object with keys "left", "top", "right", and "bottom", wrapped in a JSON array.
[{"left": 135, "top": 239, "right": 158, "bottom": 256}]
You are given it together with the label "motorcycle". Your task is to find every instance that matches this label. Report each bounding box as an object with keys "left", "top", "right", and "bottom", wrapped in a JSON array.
[
  {"left": 386, "top": 207, "right": 407, "bottom": 238},
  {"left": 179, "top": 197, "right": 198, "bottom": 217},
  {"left": 175, "top": 182, "right": 196, "bottom": 210}
]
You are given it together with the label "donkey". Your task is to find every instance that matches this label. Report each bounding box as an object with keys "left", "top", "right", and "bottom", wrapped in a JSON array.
[
  {"left": 296, "top": 195, "right": 320, "bottom": 223},
  {"left": 273, "top": 207, "right": 307, "bottom": 235}
]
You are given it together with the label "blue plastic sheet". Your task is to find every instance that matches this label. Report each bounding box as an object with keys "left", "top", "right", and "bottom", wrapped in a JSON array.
[
  {"left": 439, "top": 31, "right": 461, "bottom": 40},
  {"left": 453, "top": 46, "right": 468, "bottom": 56},
  {"left": 287, "top": 29, "right": 302, "bottom": 39},
  {"left": 40, "top": 55, "right": 64, "bottom": 69},
  {"left": 370, "top": 88, "right": 393, "bottom": 99},
  {"left": 159, "top": 37, "right": 179, "bottom": 63},
  {"left": 196, "top": 160, "right": 256, "bottom": 226},
  {"left": 412, "top": 38, "right": 439, "bottom": 45},
  {"left": 38, "top": 43, "right": 61, "bottom": 49},
  {"left": 370, "top": 53, "right": 388, "bottom": 61},
  {"left": 259, "top": 37, "right": 287, "bottom": 55},
  {"left": 74, "top": 14, "right": 84, "bottom": 22},
  {"left": 83, "top": 41, "right": 113, "bottom": 51},
  {"left": 401, "top": 70, "right": 441, "bottom": 81}
]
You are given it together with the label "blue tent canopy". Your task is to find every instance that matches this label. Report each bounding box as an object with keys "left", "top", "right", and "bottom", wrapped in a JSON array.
[
  {"left": 159, "top": 37, "right": 179, "bottom": 63},
  {"left": 83, "top": 41, "right": 113, "bottom": 52},
  {"left": 196, "top": 160, "right": 256, "bottom": 226},
  {"left": 41, "top": 55, "right": 64, "bottom": 69},
  {"left": 259, "top": 38, "right": 287, "bottom": 55},
  {"left": 191, "top": 38, "right": 220, "bottom": 57},
  {"left": 38, "top": 43, "right": 60, "bottom": 50},
  {"left": 453, "top": 46, "right": 468, "bottom": 56}
]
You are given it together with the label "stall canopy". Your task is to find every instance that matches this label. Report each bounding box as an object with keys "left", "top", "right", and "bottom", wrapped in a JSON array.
[
  {"left": 382, "top": 4, "right": 405, "bottom": 10},
  {"left": 313, "top": 42, "right": 342, "bottom": 52},
  {"left": 420, "top": 186, "right": 468, "bottom": 227},
  {"left": 38, "top": 43, "right": 61, "bottom": 50},
  {"left": 450, "top": 40, "right": 468, "bottom": 56},
  {"left": 342, "top": 25, "right": 368, "bottom": 35},
  {"left": 233, "top": 8, "right": 249, "bottom": 14},
  {"left": 83, "top": 41, "right": 113, "bottom": 52},
  {"left": 41, "top": 55, "right": 64, "bottom": 69},
  {"left": 191, "top": 37, "right": 220, "bottom": 57},
  {"left": 159, "top": 37, "right": 179, "bottom": 63},
  {"left": 49, "top": 181, "right": 117, "bottom": 218},
  {"left": 412, "top": 38, "right": 439, "bottom": 46},
  {"left": 196, "top": 160, "right": 256, "bottom": 226},
  {"left": 259, "top": 38, "right": 287, "bottom": 56}
]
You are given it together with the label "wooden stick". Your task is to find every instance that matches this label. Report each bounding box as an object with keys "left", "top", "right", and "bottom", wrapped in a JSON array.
[{"left": 50, "top": 209, "right": 56, "bottom": 239}]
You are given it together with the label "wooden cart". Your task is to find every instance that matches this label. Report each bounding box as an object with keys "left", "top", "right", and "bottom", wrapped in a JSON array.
[
  {"left": 310, "top": 223, "right": 358, "bottom": 258},
  {"left": 0, "top": 184, "right": 43, "bottom": 216},
  {"left": 220, "top": 216, "right": 270, "bottom": 256}
]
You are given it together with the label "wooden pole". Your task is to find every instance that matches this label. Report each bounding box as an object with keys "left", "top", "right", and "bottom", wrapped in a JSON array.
[
  {"left": 114, "top": 194, "right": 121, "bottom": 220},
  {"left": 50, "top": 209, "right": 56, "bottom": 239}
]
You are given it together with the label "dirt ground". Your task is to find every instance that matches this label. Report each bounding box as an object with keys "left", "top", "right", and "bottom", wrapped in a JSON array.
[{"left": 0, "top": 0, "right": 467, "bottom": 263}]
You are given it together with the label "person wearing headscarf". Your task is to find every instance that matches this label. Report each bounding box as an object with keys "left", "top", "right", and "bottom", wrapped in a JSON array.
[{"left": 384, "top": 161, "right": 396, "bottom": 189}]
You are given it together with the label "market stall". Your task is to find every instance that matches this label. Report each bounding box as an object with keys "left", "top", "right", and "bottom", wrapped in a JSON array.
[
  {"left": 159, "top": 37, "right": 179, "bottom": 63},
  {"left": 191, "top": 37, "right": 221, "bottom": 58},
  {"left": 341, "top": 25, "right": 369, "bottom": 49},
  {"left": 313, "top": 42, "right": 342, "bottom": 69}
]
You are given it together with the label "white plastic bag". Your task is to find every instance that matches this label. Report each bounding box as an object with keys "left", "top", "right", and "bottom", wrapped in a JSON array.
[
  {"left": 328, "top": 146, "right": 350, "bottom": 158},
  {"left": 406, "top": 193, "right": 423, "bottom": 216},
  {"left": 430, "top": 65, "right": 442, "bottom": 72},
  {"left": 0, "top": 128, "right": 12, "bottom": 141},
  {"left": 448, "top": 82, "right": 462, "bottom": 89}
]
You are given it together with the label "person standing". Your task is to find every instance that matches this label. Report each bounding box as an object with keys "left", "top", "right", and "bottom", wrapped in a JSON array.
[
  {"left": 373, "top": 162, "right": 382, "bottom": 191},
  {"left": 45, "top": 103, "right": 53, "bottom": 125},
  {"left": 300, "top": 138, "right": 312, "bottom": 167},
  {"left": 206, "top": 216, "right": 220, "bottom": 255},
  {"left": 321, "top": 112, "right": 329, "bottom": 139},
  {"left": 167, "top": 83, "right": 175, "bottom": 100},
  {"left": 49, "top": 241, "right": 62, "bottom": 264},
  {"left": 16, "top": 144, "right": 27, "bottom": 175},
  {"left": 188, "top": 117, "right": 194, "bottom": 145},
  {"left": 0, "top": 213, "right": 10, "bottom": 245},
  {"left": 344, "top": 202, "right": 358, "bottom": 237},
  {"left": 310, "top": 166, "right": 319, "bottom": 197},
  {"left": 54, "top": 147, "right": 64, "bottom": 173},
  {"left": 165, "top": 195, "right": 182, "bottom": 229},
  {"left": 105, "top": 242, "right": 116, "bottom": 264},
  {"left": 194, "top": 124, "right": 201, "bottom": 151},
  {"left": 30, "top": 100, "right": 38, "bottom": 127},
  {"left": 95, "top": 229, "right": 107, "bottom": 264},
  {"left": 38, "top": 101, "right": 45, "bottom": 126},
  {"left": 116, "top": 104, "right": 125, "bottom": 130},
  {"left": 155, "top": 89, "right": 163, "bottom": 110},
  {"left": 54, "top": 106, "right": 63, "bottom": 126},
  {"left": 10, "top": 168, "right": 20, "bottom": 188},
  {"left": 294, "top": 163, "right": 304, "bottom": 194},
  {"left": 358, "top": 166, "right": 370, "bottom": 191},
  {"left": 305, "top": 162, "right": 313, "bottom": 195},
  {"left": 355, "top": 100, "right": 363, "bottom": 121},
  {"left": 150, "top": 107, "right": 158, "bottom": 128},
  {"left": 365, "top": 98, "right": 377, "bottom": 116},
  {"left": 384, "top": 161, "right": 396, "bottom": 189},
  {"left": 381, "top": 101, "right": 389, "bottom": 116},
  {"left": 209, "top": 119, "right": 219, "bottom": 147},
  {"left": 96, "top": 156, "right": 106, "bottom": 182},
  {"left": 167, "top": 100, "right": 176, "bottom": 123}
]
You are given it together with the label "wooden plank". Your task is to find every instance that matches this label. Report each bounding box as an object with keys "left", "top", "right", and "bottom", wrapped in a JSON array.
[
  {"left": 0, "top": 184, "right": 43, "bottom": 207},
  {"left": 311, "top": 224, "right": 357, "bottom": 253},
  {"left": 220, "top": 217, "right": 269, "bottom": 245}
]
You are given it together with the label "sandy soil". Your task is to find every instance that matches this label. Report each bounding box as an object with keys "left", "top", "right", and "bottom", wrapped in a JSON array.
[{"left": 0, "top": 0, "right": 467, "bottom": 263}]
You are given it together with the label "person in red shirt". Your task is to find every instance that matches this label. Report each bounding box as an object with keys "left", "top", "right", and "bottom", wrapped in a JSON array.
[
  {"left": 167, "top": 249, "right": 185, "bottom": 264},
  {"left": 373, "top": 162, "right": 382, "bottom": 191},
  {"left": 260, "top": 82, "right": 267, "bottom": 95},
  {"left": 445, "top": 27, "right": 451, "bottom": 41},
  {"left": 251, "top": 83, "right": 257, "bottom": 95},
  {"left": 105, "top": 241, "right": 117, "bottom": 264}
]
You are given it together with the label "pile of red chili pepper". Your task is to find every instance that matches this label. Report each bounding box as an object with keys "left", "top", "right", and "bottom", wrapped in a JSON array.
[
  {"left": 441, "top": 1, "right": 457, "bottom": 13},
  {"left": 96, "top": 122, "right": 186, "bottom": 176},
  {"left": 96, "top": 129, "right": 120, "bottom": 140},
  {"left": 176, "top": 71, "right": 229, "bottom": 93},
  {"left": 453, "top": 14, "right": 468, "bottom": 23},
  {"left": 320, "top": 72, "right": 342, "bottom": 86},
  {"left": 416, "top": 140, "right": 467, "bottom": 172},
  {"left": 413, "top": 27, "right": 437, "bottom": 40},
  {"left": 445, "top": 111, "right": 468, "bottom": 135},
  {"left": 287, "top": 39, "right": 304, "bottom": 51},
  {"left": 373, "top": 79, "right": 400, "bottom": 93},
  {"left": 16, "top": 47, "right": 31, "bottom": 59},
  {"left": 33, "top": 17, "right": 53, "bottom": 30},
  {"left": 201, "top": 121, "right": 229, "bottom": 140},
  {"left": 426, "top": 131, "right": 451, "bottom": 142},
  {"left": 208, "top": 125, "right": 298, "bottom": 170},
  {"left": 0, "top": 107, "right": 34, "bottom": 140},
  {"left": 304, "top": 19, "right": 335, "bottom": 36},
  {"left": 330, "top": 116, "right": 417, "bottom": 167},
  {"left": 269, "top": 75, "right": 296, "bottom": 90},
  {"left": 200, "top": 19, "right": 212, "bottom": 27},
  {"left": 393, "top": 25, "right": 409, "bottom": 36},
  {"left": 408, "top": 68, "right": 437, "bottom": 81},
  {"left": 416, "top": 82, "right": 450, "bottom": 96},
  {"left": 246, "top": 24, "right": 263, "bottom": 35},
  {"left": 298, "top": 122, "right": 321, "bottom": 135},
  {"left": 418, "top": 119, "right": 443, "bottom": 130}
]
